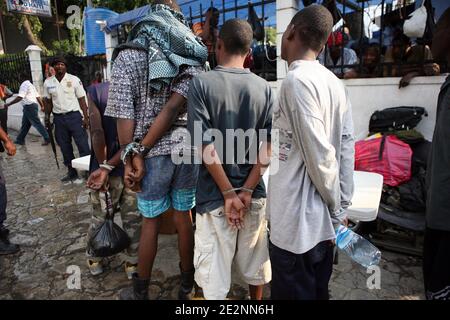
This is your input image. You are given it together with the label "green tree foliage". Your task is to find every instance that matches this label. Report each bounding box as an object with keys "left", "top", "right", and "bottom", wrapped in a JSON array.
[
  {"left": 0, "top": 0, "right": 154, "bottom": 55},
  {"left": 0, "top": 1, "right": 48, "bottom": 52},
  {"left": 265, "top": 27, "right": 276, "bottom": 45}
]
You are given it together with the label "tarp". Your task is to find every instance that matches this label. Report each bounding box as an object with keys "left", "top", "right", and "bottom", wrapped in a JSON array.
[{"left": 104, "top": 5, "right": 150, "bottom": 33}]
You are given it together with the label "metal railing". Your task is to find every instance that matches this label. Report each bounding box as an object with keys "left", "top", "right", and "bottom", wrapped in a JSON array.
[
  {"left": 114, "top": 1, "right": 277, "bottom": 81},
  {"left": 182, "top": 0, "right": 277, "bottom": 81},
  {"left": 0, "top": 53, "right": 31, "bottom": 92},
  {"left": 42, "top": 54, "right": 107, "bottom": 89},
  {"left": 318, "top": 0, "right": 448, "bottom": 78}
]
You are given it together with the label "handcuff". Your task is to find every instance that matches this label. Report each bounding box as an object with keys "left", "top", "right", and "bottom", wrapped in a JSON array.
[
  {"left": 120, "top": 142, "right": 151, "bottom": 165},
  {"left": 99, "top": 160, "right": 115, "bottom": 172}
]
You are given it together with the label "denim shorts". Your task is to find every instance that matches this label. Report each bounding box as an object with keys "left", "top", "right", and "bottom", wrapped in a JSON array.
[{"left": 137, "top": 155, "right": 198, "bottom": 218}]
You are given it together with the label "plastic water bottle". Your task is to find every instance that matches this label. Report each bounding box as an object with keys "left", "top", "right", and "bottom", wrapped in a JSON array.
[{"left": 335, "top": 225, "right": 381, "bottom": 268}]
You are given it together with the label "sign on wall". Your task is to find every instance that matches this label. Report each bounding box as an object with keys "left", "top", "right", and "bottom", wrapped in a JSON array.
[{"left": 6, "top": 0, "right": 52, "bottom": 18}]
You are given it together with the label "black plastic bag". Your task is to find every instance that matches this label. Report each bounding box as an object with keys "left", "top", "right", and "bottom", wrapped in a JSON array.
[
  {"left": 87, "top": 192, "right": 130, "bottom": 258},
  {"left": 323, "top": 0, "right": 341, "bottom": 26},
  {"left": 248, "top": 3, "right": 264, "bottom": 42},
  {"left": 398, "top": 168, "right": 427, "bottom": 213}
]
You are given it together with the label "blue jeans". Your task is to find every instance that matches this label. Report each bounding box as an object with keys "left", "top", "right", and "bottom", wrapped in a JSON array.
[
  {"left": 269, "top": 240, "right": 334, "bottom": 300},
  {"left": 15, "top": 103, "right": 49, "bottom": 144},
  {"left": 53, "top": 111, "right": 90, "bottom": 167}
]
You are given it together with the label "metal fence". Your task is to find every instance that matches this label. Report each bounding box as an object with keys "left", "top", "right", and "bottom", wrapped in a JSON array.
[
  {"left": 183, "top": 0, "right": 277, "bottom": 81},
  {"left": 318, "top": 0, "right": 448, "bottom": 78},
  {"left": 115, "top": 0, "right": 277, "bottom": 81},
  {"left": 0, "top": 53, "right": 31, "bottom": 92},
  {"left": 42, "top": 54, "right": 107, "bottom": 89}
]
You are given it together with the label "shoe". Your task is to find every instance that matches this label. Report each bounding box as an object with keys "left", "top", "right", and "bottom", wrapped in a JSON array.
[
  {"left": 178, "top": 262, "right": 195, "bottom": 300},
  {"left": 0, "top": 228, "right": 20, "bottom": 255},
  {"left": 118, "top": 273, "right": 149, "bottom": 300},
  {"left": 124, "top": 262, "right": 138, "bottom": 280},
  {"left": 14, "top": 140, "right": 25, "bottom": 146},
  {"left": 41, "top": 140, "right": 50, "bottom": 146},
  {"left": 61, "top": 169, "right": 78, "bottom": 182},
  {"left": 87, "top": 259, "right": 104, "bottom": 276}
]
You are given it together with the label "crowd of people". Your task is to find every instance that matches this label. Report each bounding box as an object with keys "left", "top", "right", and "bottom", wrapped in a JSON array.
[
  {"left": 0, "top": 1, "right": 449, "bottom": 301},
  {"left": 319, "top": 27, "right": 442, "bottom": 87}
]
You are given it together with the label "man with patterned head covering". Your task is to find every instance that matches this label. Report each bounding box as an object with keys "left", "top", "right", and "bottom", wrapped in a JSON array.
[{"left": 105, "top": 0, "right": 207, "bottom": 300}]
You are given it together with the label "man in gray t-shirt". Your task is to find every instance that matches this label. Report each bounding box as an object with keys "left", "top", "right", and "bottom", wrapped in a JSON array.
[
  {"left": 188, "top": 67, "right": 273, "bottom": 215},
  {"left": 187, "top": 19, "right": 273, "bottom": 300}
]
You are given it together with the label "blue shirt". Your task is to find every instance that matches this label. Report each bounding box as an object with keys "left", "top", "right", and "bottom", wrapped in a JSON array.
[{"left": 87, "top": 82, "right": 123, "bottom": 177}]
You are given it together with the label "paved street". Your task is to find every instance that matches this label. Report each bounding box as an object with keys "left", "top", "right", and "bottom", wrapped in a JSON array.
[{"left": 0, "top": 134, "right": 425, "bottom": 300}]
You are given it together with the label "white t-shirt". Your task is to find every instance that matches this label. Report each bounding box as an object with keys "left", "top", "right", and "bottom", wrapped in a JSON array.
[
  {"left": 18, "top": 80, "right": 40, "bottom": 105},
  {"left": 43, "top": 73, "right": 86, "bottom": 114}
]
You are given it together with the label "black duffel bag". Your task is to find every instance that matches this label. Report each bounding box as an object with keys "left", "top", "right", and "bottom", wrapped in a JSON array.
[
  {"left": 369, "top": 106, "right": 427, "bottom": 134},
  {"left": 87, "top": 191, "right": 130, "bottom": 258},
  {"left": 398, "top": 167, "right": 427, "bottom": 213}
]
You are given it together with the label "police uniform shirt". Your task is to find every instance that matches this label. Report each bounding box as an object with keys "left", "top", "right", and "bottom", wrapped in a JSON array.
[{"left": 43, "top": 73, "right": 86, "bottom": 114}]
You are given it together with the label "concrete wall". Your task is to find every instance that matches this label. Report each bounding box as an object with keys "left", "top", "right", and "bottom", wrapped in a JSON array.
[
  {"left": 344, "top": 76, "right": 445, "bottom": 141},
  {"left": 268, "top": 75, "right": 446, "bottom": 142},
  {"left": 276, "top": 0, "right": 298, "bottom": 81}
]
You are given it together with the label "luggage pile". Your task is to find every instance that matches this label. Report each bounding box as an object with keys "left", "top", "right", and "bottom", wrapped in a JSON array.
[
  {"left": 354, "top": 106, "right": 429, "bottom": 255},
  {"left": 355, "top": 106, "right": 429, "bottom": 216}
]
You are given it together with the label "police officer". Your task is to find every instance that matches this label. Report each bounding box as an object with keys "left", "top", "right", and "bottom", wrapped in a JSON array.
[{"left": 43, "top": 57, "right": 90, "bottom": 182}]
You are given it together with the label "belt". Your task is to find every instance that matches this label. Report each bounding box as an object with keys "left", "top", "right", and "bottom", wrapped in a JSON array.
[{"left": 54, "top": 111, "right": 78, "bottom": 116}]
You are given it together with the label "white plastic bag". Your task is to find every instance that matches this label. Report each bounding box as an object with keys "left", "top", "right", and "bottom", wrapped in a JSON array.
[{"left": 403, "top": 0, "right": 427, "bottom": 38}]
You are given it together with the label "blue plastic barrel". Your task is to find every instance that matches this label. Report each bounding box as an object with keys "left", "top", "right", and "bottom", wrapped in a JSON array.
[{"left": 84, "top": 7, "right": 118, "bottom": 56}]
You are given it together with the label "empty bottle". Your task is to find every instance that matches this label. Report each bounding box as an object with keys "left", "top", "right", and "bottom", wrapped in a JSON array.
[{"left": 335, "top": 225, "right": 381, "bottom": 268}]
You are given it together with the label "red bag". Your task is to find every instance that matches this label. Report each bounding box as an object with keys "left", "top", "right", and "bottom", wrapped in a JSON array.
[
  {"left": 355, "top": 135, "right": 412, "bottom": 187},
  {"left": 244, "top": 53, "right": 254, "bottom": 69}
]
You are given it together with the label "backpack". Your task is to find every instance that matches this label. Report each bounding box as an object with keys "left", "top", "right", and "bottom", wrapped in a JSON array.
[{"left": 369, "top": 106, "right": 427, "bottom": 134}]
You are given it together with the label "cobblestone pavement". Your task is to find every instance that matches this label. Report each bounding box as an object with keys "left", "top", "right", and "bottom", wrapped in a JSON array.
[{"left": 0, "top": 135, "right": 425, "bottom": 300}]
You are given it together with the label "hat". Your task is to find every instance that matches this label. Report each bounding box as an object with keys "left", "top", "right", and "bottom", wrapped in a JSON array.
[
  {"left": 327, "top": 31, "right": 343, "bottom": 47},
  {"left": 51, "top": 56, "right": 67, "bottom": 67}
]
